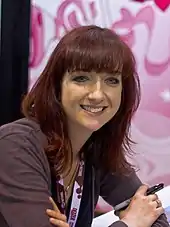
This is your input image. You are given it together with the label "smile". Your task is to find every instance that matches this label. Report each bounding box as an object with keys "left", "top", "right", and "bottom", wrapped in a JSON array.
[{"left": 80, "top": 105, "right": 107, "bottom": 113}]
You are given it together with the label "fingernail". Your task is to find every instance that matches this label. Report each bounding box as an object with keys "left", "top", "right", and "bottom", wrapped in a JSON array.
[
  {"left": 50, "top": 218, "right": 55, "bottom": 223},
  {"left": 46, "top": 209, "right": 51, "bottom": 213}
]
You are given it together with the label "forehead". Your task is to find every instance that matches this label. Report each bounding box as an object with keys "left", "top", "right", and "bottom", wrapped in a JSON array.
[{"left": 64, "top": 70, "right": 122, "bottom": 78}]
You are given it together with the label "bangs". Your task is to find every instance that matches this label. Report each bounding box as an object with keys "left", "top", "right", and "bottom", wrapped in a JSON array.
[{"left": 61, "top": 28, "right": 134, "bottom": 75}]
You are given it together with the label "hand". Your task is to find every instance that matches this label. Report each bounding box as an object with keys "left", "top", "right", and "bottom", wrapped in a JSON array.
[
  {"left": 119, "top": 185, "right": 164, "bottom": 227},
  {"left": 46, "top": 197, "right": 69, "bottom": 227}
]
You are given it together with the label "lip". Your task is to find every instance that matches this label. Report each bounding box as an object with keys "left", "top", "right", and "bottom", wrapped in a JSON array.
[{"left": 80, "top": 105, "right": 107, "bottom": 116}]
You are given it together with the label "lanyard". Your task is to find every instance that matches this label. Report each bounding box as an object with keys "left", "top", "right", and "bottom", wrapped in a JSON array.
[{"left": 56, "top": 160, "right": 85, "bottom": 227}]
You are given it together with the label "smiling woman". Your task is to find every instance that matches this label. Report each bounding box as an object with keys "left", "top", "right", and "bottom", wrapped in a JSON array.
[
  {"left": 23, "top": 25, "right": 140, "bottom": 175},
  {"left": 0, "top": 25, "right": 169, "bottom": 227}
]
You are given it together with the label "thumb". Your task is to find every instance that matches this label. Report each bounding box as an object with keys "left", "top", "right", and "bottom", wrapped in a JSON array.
[
  {"left": 135, "top": 184, "right": 149, "bottom": 196},
  {"left": 118, "top": 210, "right": 126, "bottom": 219},
  {"left": 49, "top": 197, "right": 60, "bottom": 213}
]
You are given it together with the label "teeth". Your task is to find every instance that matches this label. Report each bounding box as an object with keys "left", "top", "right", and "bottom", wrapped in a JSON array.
[{"left": 81, "top": 105, "right": 104, "bottom": 113}]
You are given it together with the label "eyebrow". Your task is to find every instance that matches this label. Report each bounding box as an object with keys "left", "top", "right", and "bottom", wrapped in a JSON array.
[
  {"left": 113, "top": 69, "right": 122, "bottom": 75},
  {"left": 68, "top": 71, "right": 122, "bottom": 78},
  {"left": 68, "top": 71, "right": 85, "bottom": 77},
  {"left": 104, "top": 72, "right": 122, "bottom": 77}
]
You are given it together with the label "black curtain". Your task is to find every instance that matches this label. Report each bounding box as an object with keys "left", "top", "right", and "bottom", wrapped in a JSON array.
[{"left": 0, "top": 0, "right": 31, "bottom": 126}]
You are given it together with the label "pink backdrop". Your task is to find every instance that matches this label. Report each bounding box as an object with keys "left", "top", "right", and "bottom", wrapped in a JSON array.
[{"left": 30, "top": 0, "right": 170, "bottom": 211}]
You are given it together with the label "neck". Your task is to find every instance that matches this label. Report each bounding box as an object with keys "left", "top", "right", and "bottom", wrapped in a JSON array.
[{"left": 67, "top": 121, "right": 92, "bottom": 161}]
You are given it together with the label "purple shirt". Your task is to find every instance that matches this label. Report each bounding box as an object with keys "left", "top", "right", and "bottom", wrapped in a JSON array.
[{"left": 0, "top": 118, "right": 168, "bottom": 227}]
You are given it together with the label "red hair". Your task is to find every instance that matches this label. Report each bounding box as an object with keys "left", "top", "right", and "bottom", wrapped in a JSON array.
[{"left": 22, "top": 25, "right": 140, "bottom": 175}]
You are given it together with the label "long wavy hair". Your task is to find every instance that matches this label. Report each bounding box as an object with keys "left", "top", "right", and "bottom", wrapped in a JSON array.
[{"left": 22, "top": 25, "right": 140, "bottom": 176}]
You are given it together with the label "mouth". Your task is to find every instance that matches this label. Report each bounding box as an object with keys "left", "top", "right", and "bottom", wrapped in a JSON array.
[{"left": 80, "top": 105, "right": 107, "bottom": 113}]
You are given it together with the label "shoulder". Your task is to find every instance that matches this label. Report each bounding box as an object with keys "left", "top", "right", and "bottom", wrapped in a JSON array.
[
  {"left": 0, "top": 118, "right": 49, "bottom": 175},
  {"left": 0, "top": 118, "right": 46, "bottom": 143},
  {"left": 0, "top": 118, "right": 47, "bottom": 150}
]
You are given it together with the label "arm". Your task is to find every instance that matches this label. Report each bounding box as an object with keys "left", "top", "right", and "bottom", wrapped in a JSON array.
[
  {"left": 0, "top": 131, "right": 53, "bottom": 227},
  {"left": 100, "top": 170, "right": 169, "bottom": 227}
]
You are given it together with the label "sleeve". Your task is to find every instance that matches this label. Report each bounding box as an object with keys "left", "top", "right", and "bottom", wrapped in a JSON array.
[
  {"left": 0, "top": 132, "right": 54, "bottom": 227},
  {"left": 100, "top": 170, "right": 169, "bottom": 227}
]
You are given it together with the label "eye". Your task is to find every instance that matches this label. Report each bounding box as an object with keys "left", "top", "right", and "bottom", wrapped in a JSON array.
[
  {"left": 105, "top": 77, "right": 120, "bottom": 85},
  {"left": 72, "top": 75, "right": 89, "bottom": 83}
]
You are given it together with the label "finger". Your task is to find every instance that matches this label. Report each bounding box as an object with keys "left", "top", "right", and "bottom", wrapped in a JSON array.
[
  {"left": 50, "top": 218, "right": 69, "bottom": 227},
  {"left": 46, "top": 209, "right": 67, "bottom": 222},
  {"left": 118, "top": 210, "right": 126, "bottom": 219},
  {"left": 49, "top": 197, "right": 60, "bottom": 212},
  {"left": 155, "top": 199, "right": 162, "bottom": 208},
  {"left": 150, "top": 199, "right": 163, "bottom": 210},
  {"left": 156, "top": 207, "right": 164, "bottom": 216},
  {"left": 135, "top": 184, "right": 149, "bottom": 196},
  {"left": 147, "top": 193, "right": 159, "bottom": 201}
]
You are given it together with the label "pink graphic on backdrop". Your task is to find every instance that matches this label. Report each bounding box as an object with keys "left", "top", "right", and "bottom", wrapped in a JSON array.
[
  {"left": 111, "top": 6, "right": 155, "bottom": 51},
  {"left": 155, "top": 0, "right": 170, "bottom": 11},
  {"left": 55, "top": 0, "right": 97, "bottom": 39},
  {"left": 132, "top": 0, "right": 170, "bottom": 11},
  {"left": 30, "top": 6, "right": 44, "bottom": 68},
  {"left": 111, "top": 6, "right": 170, "bottom": 122},
  {"left": 111, "top": 6, "right": 170, "bottom": 76},
  {"left": 30, "top": 1, "right": 97, "bottom": 70},
  {"left": 114, "top": 2, "right": 170, "bottom": 187}
]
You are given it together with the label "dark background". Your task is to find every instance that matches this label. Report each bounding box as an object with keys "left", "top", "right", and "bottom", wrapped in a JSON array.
[{"left": 0, "top": 0, "right": 31, "bottom": 126}]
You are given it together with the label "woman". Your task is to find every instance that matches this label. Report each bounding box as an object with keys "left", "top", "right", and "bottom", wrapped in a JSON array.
[{"left": 0, "top": 25, "right": 168, "bottom": 227}]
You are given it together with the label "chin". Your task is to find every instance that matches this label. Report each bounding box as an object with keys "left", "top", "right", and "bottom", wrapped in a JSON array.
[{"left": 81, "top": 121, "right": 103, "bottom": 132}]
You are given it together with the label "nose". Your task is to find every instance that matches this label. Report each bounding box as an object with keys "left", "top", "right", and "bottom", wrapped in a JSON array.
[{"left": 88, "top": 81, "right": 105, "bottom": 104}]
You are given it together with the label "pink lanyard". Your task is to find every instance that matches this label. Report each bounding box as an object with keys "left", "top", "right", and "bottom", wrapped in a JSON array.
[{"left": 56, "top": 160, "right": 85, "bottom": 227}]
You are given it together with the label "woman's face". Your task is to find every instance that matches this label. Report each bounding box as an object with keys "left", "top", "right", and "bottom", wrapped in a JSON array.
[{"left": 61, "top": 71, "right": 122, "bottom": 132}]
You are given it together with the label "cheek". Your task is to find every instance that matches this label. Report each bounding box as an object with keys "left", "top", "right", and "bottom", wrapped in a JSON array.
[
  {"left": 61, "top": 84, "right": 74, "bottom": 102},
  {"left": 110, "top": 89, "right": 122, "bottom": 109},
  {"left": 61, "top": 88, "right": 81, "bottom": 110},
  {"left": 61, "top": 91, "right": 73, "bottom": 112},
  {"left": 116, "top": 93, "right": 122, "bottom": 107},
  {"left": 61, "top": 91, "right": 69, "bottom": 106}
]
